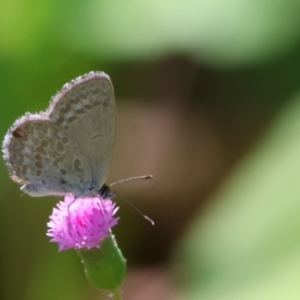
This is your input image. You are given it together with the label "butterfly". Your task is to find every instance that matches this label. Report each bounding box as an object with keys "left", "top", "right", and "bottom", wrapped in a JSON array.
[{"left": 2, "top": 71, "right": 116, "bottom": 199}]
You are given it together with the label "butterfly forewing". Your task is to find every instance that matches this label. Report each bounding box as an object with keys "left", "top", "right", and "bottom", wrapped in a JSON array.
[{"left": 48, "top": 73, "right": 116, "bottom": 188}]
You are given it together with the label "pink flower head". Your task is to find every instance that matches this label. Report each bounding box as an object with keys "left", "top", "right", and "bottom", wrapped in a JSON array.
[{"left": 47, "top": 195, "right": 119, "bottom": 251}]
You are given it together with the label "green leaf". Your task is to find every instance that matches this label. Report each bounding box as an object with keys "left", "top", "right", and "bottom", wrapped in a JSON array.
[{"left": 176, "top": 93, "right": 300, "bottom": 299}]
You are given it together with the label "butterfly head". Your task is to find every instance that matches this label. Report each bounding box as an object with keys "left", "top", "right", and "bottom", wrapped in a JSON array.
[{"left": 98, "top": 184, "right": 116, "bottom": 199}]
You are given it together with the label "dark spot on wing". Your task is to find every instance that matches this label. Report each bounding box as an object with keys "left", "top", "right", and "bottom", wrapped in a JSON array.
[{"left": 12, "top": 128, "right": 26, "bottom": 138}]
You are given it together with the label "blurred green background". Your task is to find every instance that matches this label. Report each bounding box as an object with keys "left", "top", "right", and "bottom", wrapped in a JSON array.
[{"left": 2, "top": 0, "right": 300, "bottom": 299}]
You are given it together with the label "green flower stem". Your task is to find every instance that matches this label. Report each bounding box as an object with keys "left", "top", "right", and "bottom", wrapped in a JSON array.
[
  {"left": 112, "top": 288, "right": 122, "bottom": 300},
  {"left": 77, "top": 231, "right": 126, "bottom": 291}
]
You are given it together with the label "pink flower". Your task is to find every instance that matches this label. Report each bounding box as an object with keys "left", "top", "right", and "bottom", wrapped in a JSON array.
[{"left": 47, "top": 195, "right": 119, "bottom": 251}]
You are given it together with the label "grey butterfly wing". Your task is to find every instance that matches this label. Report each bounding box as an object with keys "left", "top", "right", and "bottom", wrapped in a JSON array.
[
  {"left": 2, "top": 71, "right": 116, "bottom": 197},
  {"left": 48, "top": 72, "right": 116, "bottom": 189},
  {"left": 3, "top": 118, "right": 89, "bottom": 196}
]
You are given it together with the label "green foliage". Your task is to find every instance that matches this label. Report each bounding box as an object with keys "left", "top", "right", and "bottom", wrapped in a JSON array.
[
  {"left": 176, "top": 95, "right": 300, "bottom": 299},
  {"left": 1, "top": 0, "right": 300, "bottom": 299}
]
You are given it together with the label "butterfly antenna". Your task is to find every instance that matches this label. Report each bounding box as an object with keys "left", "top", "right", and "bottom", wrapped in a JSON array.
[
  {"left": 108, "top": 175, "right": 154, "bottom": 225},
  {"left": 114, "top": 192, "right": 155, "bottom": 225},
  {"left": 109, "top": 175, "right": 153, "bottom": 187}
]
